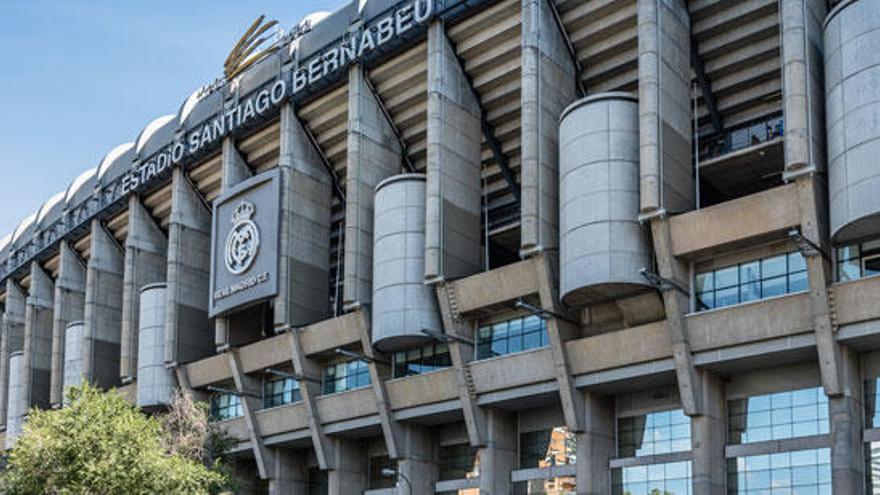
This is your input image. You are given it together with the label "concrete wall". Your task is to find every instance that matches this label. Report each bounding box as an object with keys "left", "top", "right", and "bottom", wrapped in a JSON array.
[
  {"left": 22, "top": 262, "right": 53, "bottom": 411},
  {"left": 5, "top": 352, "right": 22, "bottom": 448},
  {"left": 0, "top": 281, "right": 25, "bottom": 429},
  {"left": 137, "top": 284, "right": 172, "bottom": 408},
  {"left": 63, "top": 322, "right": 83, "bottom": 396},
  {"left": 50, "top": 241, "right": 85, "bottom": 407},
  {"left": 82, "top": 220, "right": 124, "bottom": 389}
]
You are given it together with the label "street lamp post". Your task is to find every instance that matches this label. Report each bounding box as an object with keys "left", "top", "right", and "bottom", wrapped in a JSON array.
[{"left": 380, "top": 467, "right": 413, "bottom": 493}]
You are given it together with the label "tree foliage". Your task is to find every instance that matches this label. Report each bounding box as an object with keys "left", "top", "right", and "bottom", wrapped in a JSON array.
[{"left": 1, "top": 384, "right": 229, "bottom": 494}]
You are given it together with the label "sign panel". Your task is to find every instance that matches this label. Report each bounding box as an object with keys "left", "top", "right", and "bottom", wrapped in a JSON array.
[{"left": 209, "top": 170, "right": 280, "bottom": 317}]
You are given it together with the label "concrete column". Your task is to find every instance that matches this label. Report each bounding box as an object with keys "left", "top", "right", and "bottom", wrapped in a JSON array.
[
  {"left": 82, "top": 220, "right": 124, "bottom": 389},
  {"left": 50, "top": 241, "right": 85, "bottom": 406},
  {"left": 520, "top": 0, "right": 578, "bottom": 256},
  {"left": 268, "top": 448, "right": 309, "bottom": 495},
  {"left": 576, "top": 392, "right": 614, "bottom": 495},
  {"left": 780, "top": 0, "right": 826, "bottom": 179},
  {"left": 214, "top": 137, "right": 251, "bottom": 351},
  {"left": 274, "top": 103, "right": 332, "bottom": 328},
  {"left": 343, "top": 64, "right": 402, "bottom": 311},
  {"left": 691, "top": 372, "right": 726, "bottom": 495},
  {"left": 479, "top": 409, "right": 516, "bottom": 494},
  {"left": 424, "top": 21, "right": 483, "bottom": 282},
  {"left": 637, "top": 0, "right": 693, "bottom": 215},
  {"left": 287, "top": 326, "right": 334, "bottom": 470},
  {"left": 829, "top": 345, "right": 863, "bottom": 493},
  {"left": 328, "top": 438, "right": 368, "bottom": 494},
  {"left": 0, "top": 280, "right": 25, "bottom": 429},
  {"left": 394, "top": 424, "right": 436, "bottom": 495},
  {"left": 120, "top": 197, "right": 166, "bottom": 382},
  {"left": 164, "top": 167, "right": 213, "bottom": 366},
  {"left": 21, "top": 262, "right": 53, "bottom": 411}
]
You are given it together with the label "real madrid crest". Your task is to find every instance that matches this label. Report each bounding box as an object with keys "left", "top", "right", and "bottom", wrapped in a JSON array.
[{"left": 225, "top": 200, "right": 260, "bottom": 275}]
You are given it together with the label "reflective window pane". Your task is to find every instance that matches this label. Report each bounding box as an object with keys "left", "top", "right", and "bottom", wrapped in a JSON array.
[
  {"left": 613, "top": 461, "right": 691, "bottom": 495},
  {"left": 617, "top": 409, "right": 690, "bottom": 458},
  {"left": 728, "top": 387, "right": 828, "bottom": 445},
  {"left": 476, "top": 315, "right": 548, "bottom": 360},
  {"left": 728, "top": 448, "right": 830, "bottom": 494}
]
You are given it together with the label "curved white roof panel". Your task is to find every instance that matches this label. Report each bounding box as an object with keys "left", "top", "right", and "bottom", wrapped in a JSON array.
[
  {"left": 11, "top": 211, "right": 38, "bottom": 247},
  {"left": 64, "top": 167, "right": 97, "bottom": 206},
  {"left": 135, "top": 114, "right": 176, "bottom": 156},
  {"left": 302, "top": 11, "right": 331, "bottom": 26},
  {"left": 178, "top": 87, "right": 223, "bottom": 128},
  {"left": 36, "top": 191, "right": 65, "bottom": 227},
  {"left": 0, "top": 233, "right": 11, "bottom": 255},
  {"left": 97, "top": 142, "right": 135, "bottom": 185}
]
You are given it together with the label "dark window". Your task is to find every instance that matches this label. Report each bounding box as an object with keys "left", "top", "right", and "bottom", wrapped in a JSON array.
[
  {"left": 617, "top": 409, "right": 690, "bottom": 458},
  {"left": 368, "top": 456, "right": 396, "bottom": 489},
  {"left": 728, "top": 387, "right": 828, "bottom": 445},
  {"left": 307, "top": 467, "right": 327, "bottom": 495},
  {"left": 438, "top": 443, "right": 480, "bottom": 480},
  {"left": 263, "top": 377, "right": 301, "bottom": 409},
  {"left": 866, "top": 378, "right": 880, "bottom": 428},
  {"left": 696, "top": 251, "right": 807, "bottom": 311},
  {"left": 392, "top": 342, "right": 452, "bottom": 378},
  {"left": 210, "top": 393, "right": 242, "bottom": 420},
  {"left": 322, "top": 359, "right": 371, "bottom": 395},
  {"left": 477, "top": 315, "right": 548, "bottom": 360},
  {"left": 519, "top": 427, "right": 576, "bottom": 469},
  {"left": 837, "top": 238, "right": 880, "bottom": 281}
]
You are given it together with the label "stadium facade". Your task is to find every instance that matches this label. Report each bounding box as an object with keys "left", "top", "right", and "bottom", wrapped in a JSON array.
[{"left": 1, "top": 0, "right": 880, "bottom": 493}]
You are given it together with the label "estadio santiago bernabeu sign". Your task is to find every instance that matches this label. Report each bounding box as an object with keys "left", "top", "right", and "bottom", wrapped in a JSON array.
[{"left": 209, "top": 170, "right": 280, "bottom": 317}]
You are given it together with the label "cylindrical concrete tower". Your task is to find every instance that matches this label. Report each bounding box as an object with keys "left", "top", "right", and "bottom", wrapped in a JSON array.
[
  {"left": 6, "top": 351, "right": 23, "bottom": 448},
  {"left": 825, "top": 0, "right": 880, "bottom": 242},
  {"left": 63, "top": 321, "right": 84, "bottom": 398},
  {"left": 559, "top": 93, "right": 652, "bottom": 308},
  {"left": 137, "top": 283, "right": 173, "bottom": 409},
  {"left": 371, "top": 174, "right": 441, "bottom": 352}
]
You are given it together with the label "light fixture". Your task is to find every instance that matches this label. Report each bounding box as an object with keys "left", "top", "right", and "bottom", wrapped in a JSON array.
[
  {"left": 380, "top": 467, "right": 412, "bottom": 491},
  {"left": 334, "top": 348, "right": 389, "bottom": 365},
  {"left": 514, "top": 299, "right": 580, "bottom": 326},
  {"left": 788, "top": 228, "right": 827, "bottom": 259},
  {"left": 639, "top": 268, "right": 689, "bottom": 296},
  {"left": 264, "top": 368, "right": 320, "bottom": 384},
  {"left": 421, "top": 328, "right": 474, "bottom": 346},
  {"left": 206, "top": 385, "right": 260, "bottom": 399}
]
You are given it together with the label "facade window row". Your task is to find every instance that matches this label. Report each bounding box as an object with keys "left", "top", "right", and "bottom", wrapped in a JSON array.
[
  {"left": 477, "top": 315, "right": 548, "bottom": 360},
  {"left": 696, "top": 251, "right": 807, "bottom": 311}
]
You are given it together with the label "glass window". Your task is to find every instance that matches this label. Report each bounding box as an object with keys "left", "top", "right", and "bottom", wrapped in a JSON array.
[
  {"left": 438, "top": 443, "right": 481, "bottom": 481},
  {"left": 512, "top": 477, "right": 577, "bottom": 494},
  {"left": 865, "top": 378, "right": 880, "bottom": 428},
  {"left": 368, "top": 456, "right": 396, "bottom": 489},
  {"left": 695, "top": 251, "right": 808, "bottom": 311},
  {"left": 728, "top": 387, "right": 828, "bottom": 445},
  {"left": 477, "top": 315, "right": 548, "bottom": 360},
  {"left": 837, "top": 238, "right": 880, "bottom": 281},
  {"left": 322, "top": 359, "right": 371, "bottom": 395},
  {"left": 612, "top": 460, "right": 692, "bottom": 495},
  {"left": 865, "top": 441, "right": 880, "bottom": 493},
  {"left": 263, "top": 377, "right": 301, "bottom": 409},
  {"left": 210, "top": 392, "right": 243, "bottom": 420},
  {"left": 727, "top": 448, "right": 830, "bottom": 494},
  {"left": 392, "top": 343, "right": 452, "bottom": 378},
  {"left": 519, "top": 427, "right": 577, "bottom": 469},
  {"left": 617, "top": 409, "right": 691, "bottom": 458}
]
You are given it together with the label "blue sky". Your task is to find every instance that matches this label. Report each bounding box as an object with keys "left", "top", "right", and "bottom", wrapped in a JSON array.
[{"left": 0, "top": 0, "right": 345, "bottom": 238}]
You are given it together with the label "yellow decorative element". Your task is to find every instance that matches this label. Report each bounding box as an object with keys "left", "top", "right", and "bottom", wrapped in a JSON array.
[{"left": 224, "top": 15, "right": 279, "bottom": 81}]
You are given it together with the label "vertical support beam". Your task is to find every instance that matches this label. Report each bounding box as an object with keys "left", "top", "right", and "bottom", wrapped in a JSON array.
[
  {"left": 829, "top": 345, "right": 864, "bottom": 492},
  {"left": 690, "top": 371, "right": 726, "bottom": 495},
  {"left": 781, "top": 0, "right": 827, "bottom": 179},
  {"left": 520, "top": 0, "right": 578, "bottom": 256},
  {"left": 436, "top": 284, "right": 486, "bottom": 447},
  {"left": 164, "top": 167, "right": 213, "bottom": 366},
  {"left": 227, "top": 349, "right": 271, "bottom": 480},
  {"left": 274, "top": 103, "right": 332, "bottom": 328},
  {"left": 396, "top": 423, "right": 437, "bottom": 495},
  {"left": 425, "top": 21, "right": 484, "bottom": 282},
  {"left": 287, "top": 326, "right": 334, "bottom": 470},
  {"left": 82, "top": 219, "right": 124, "bottom": 389},
  {"left": 575, "top": 391, "right": 614, "bottom": 495},
  {"left": 268, "top": 448, "right": 309, "bottom": 495},
  {"left": 534, "top": 253, "right": 585, "bottom": 431},
  {"left": 479, "top": 409, "right": 517, "bottom": 494},
  {"left": 120, "top": 197, "right": 167, "bottom": 382},
  {"left": 214, "top": 137, "right": 251, "bottom": 351},
  {"left": 327, "top": 438, "right": 368, "bottom": 494},
  {"left": 649, "top": 216, "right": 702, "bottom": 415},
  {"left": 343, "top": 64, "right": 402, "bottom": 311},
  {"left": 0, "top": 281, "right": 25, "bottom": 429},
  {"left": 22, "top": 262, "right": 53, "bottom": 412},
  {"left": 50, "top": 241, "right": 85, "bottom": 407},
  {"left": 638, "top": 0, "right": 693, "bottom": 215}
]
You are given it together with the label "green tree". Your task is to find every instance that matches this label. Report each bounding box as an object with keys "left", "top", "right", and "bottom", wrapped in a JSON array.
[{"left": 1, "top": 383, "right": 228, "bottom": 494}]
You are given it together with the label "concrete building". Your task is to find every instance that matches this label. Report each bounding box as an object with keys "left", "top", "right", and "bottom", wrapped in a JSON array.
[{"left": 1, "top": 0, "right": 879, "bottom": 493}]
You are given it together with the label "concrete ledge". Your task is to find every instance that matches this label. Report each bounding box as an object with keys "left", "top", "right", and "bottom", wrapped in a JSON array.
[
  {"left": 186, "top": 354, "right": 231, "bottom": 388},
  {"left": 470, "top": 347, "right": 554, "bottom": 393},
  {"left": 833, "top": 276, "right": 880, "bottom": 326},
  {"left": 566, "top": 322, "right": 672, "bottom": 375},
  {"left": 255, "top": 402, "right": 310, "bottom": 437},
  {"left": 669, "top": 183, "right": 799, "bottom": 257},
  {"left": 452, "top": 259, "right": 538, "bottom": 315},
  {"left": 609, "top": 451, "right": 692, "bottom": 469},
  {"left": 217, "top": 416, "right": 249, "bottom": 442},
  {"left": 511, "top": 464, "right": 576, "bottom": 482},
  {"left": 436, "top": 478, "right": 480, "bottom": 492},
  {"left": 724, "top": 434, "right": 829, "bottom": 458},
  {"left": 299, "top": 312, "right": 363, "bottom": 354},
  {"left": 386, "top": 368, "right": 459, "bottom": 410},
  {"left": 315, "top": 387, "right": 377, "bottom": 423}
]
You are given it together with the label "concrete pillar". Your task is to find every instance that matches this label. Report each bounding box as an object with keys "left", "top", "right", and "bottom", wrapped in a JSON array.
[
  {"left": 829, "top": 345, "right": 863, "bottom": 493},
  {"left": 164, "top": 167, "right": 213, "bottom": 366},
  {"left": 328, "top": 438, "right": 368, "bottom": 494},
  {"left": 781, "top": 0, "right": 826, "bottom": 179},
  {"left": 576, "top": 392, "right": 614, "bottom": 495},
  {"left": 479, "top": 409, "right": 516, "bottom": 494},
  {"left": 424, "top": 21, "right": 483, "bottom": 282},
  {"left": 343, "top": 64, "right": 402, "bottom": 311},
  {"left": 214, "top": 137, "right": 251, "bottom": 351},
  {"left": 50, "top": 241, "right": 85, "bottom": 406},
  {"left": 691, "top": 372, "right": 726, "bottom": 495},
  {"left": 82, "top": 220, "right": 124, "bottom": 389},
  {"left": 0, "top": 280, "right": 25, "bottom": 429},
  {"left": 274, "top": 103, "right": 332, "bottom": 329},
  {"left": 120, "top": 197, "right": 166, "bottom": 382},
  {"left": 637, "top": 0, "right": 693, "bottom": 215},
  {"left": 268, "top": 448, "right": 309, "bottom": 495},
  {"left": 21, "top": 262, "right": 53, "bottom": 411},
  {"left": 396, "top": 424, "right": 437, "bottom": 495},
  {"left": 520, "top": 0, "right": 578, "bottom": 256}
]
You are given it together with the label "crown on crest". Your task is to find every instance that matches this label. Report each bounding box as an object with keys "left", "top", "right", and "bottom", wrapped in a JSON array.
[{"left": 232, "top": 200, "right": 256, "bottom": 223}]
